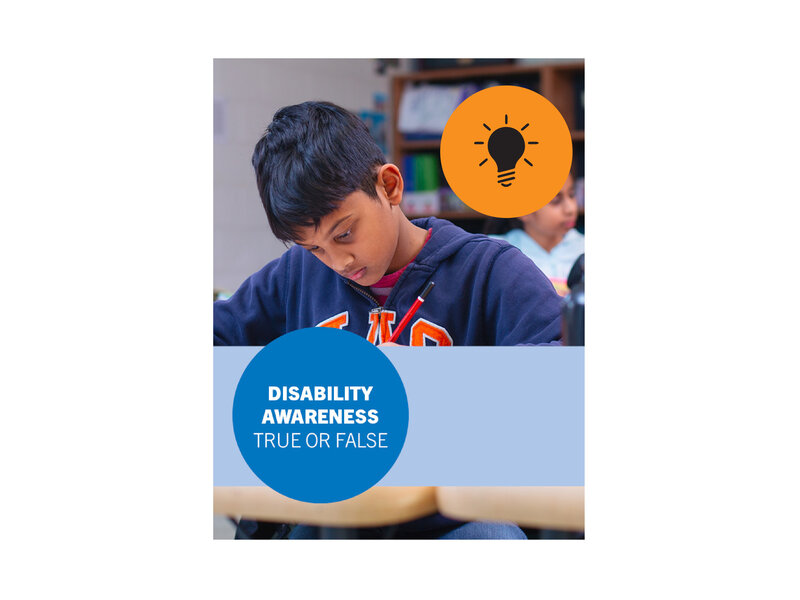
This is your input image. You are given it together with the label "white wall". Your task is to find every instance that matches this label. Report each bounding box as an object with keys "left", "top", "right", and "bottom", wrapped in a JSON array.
[{"left": 213, "top": 59, "right": 392, "bottom": 292}]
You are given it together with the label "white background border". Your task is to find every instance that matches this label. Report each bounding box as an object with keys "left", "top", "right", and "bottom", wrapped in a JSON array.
[{"left": 3, "top": 1, "right": 798, "bottom": 597}]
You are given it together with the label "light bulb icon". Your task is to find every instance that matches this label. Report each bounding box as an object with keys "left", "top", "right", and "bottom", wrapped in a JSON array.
[
  {"left": 487, "top": 127, "right": 525, "bottom": 186},
  {"left": 440, "top": 85, "right": 573, "bottom": 218},
  {"left": 476, "top": 115, "right": 538, "bottom": 187}
]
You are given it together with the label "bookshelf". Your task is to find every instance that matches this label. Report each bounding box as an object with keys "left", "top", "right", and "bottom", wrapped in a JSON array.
[{"left": 390, "top": 60, "right": 584, "bottom": 232}]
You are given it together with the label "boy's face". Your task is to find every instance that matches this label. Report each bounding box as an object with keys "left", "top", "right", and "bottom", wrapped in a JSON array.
[{"left": 293, "top": 189, "right": 401, "bottom": 287}]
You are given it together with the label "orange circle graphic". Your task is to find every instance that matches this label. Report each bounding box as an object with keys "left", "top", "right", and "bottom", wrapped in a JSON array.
[{"left": 440, "top": 85, "right": 573, "bottom": 218}]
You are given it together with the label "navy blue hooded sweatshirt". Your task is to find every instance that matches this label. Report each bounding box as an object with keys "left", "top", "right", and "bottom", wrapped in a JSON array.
[{"left": 214, "top": 217, "right": 562, "bottom": 347}]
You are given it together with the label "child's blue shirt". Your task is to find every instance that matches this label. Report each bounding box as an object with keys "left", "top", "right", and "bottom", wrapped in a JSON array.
[
  {"left": 214, "top": 217, "right": 562, "bottom": 347},
  {"left": 490, "top": 228, "right": 585, "bottom": 285}
]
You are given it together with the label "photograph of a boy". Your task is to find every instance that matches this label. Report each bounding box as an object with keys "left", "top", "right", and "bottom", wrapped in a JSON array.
[{"left": 213, "top": 101, "right": 563, "bottom": 348}]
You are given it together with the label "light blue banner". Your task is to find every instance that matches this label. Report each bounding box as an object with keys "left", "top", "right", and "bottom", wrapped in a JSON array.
[{"left": 214, "top": 346, "right": 584, "bottom": 486}]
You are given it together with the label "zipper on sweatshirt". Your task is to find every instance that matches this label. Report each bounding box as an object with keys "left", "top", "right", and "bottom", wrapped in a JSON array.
[
  {"left": 369, "top": 306, "right": 383, "bottom": 329},
  {"left": 345, "top": 282, "right": 383, "bottom": 346},
  {"left": 369, "top": 307, "right": 385, "bottom": 345},
  {"left": 344, "top": 280, "right": 381, "bottom": 308}
]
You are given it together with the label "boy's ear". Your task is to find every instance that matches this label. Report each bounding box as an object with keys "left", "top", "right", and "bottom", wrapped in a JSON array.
[{"left": 377, "top": 164, "right": 403, "bottom": 206}]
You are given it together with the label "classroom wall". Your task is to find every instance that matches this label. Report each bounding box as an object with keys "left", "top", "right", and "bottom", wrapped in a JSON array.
[{"left": 214, "top": 59, "right": 392, "bottom": 293}]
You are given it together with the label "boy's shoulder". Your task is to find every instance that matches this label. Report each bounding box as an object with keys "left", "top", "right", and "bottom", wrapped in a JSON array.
[{"left": 412, "top": 216, "right": 514, "bottom": 265}]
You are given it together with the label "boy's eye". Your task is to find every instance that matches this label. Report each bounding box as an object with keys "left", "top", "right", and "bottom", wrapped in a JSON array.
[
  {"left": 335, "top": 229, "right": 352, "bottom": 241},
  {"left": 308, "top": 246, "right": 320, "bottom": 253}
]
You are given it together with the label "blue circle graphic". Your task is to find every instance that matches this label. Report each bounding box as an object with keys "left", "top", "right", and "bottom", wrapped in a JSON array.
[{"left": 232, "top": 328, "right": 409, "bottom": 503}]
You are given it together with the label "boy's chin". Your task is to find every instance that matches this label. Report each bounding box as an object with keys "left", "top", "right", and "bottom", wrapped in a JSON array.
[
  {"left": 362, "top": 272, "right": 390, "bottom": 288},
  {"left": 360, "top": 275, "right": 382, "bottom": 287}
]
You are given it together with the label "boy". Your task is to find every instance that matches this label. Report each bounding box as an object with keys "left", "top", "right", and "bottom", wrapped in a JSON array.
[
  {"left": 214, "top": 101, "right": 562, "bottom": 348},
  {"left": 215, "top": 101, "right": 562, "bottom": 539}
]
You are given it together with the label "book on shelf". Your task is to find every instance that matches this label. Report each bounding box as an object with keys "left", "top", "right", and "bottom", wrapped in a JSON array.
[
  {"left": 401, "top": 153, "right": 478, "bottom": 216},
  {"left": 397, "top": 83, "right": 478, "bottom": 135},
  {"left": 404, "top": 190, "right": 440, "bottom": 216},
  {"left": 402, "top": 152, "right": 440, "bottom": 215},
  {"left": 439, "top": 187, "right": 470, "bottom": 213}
]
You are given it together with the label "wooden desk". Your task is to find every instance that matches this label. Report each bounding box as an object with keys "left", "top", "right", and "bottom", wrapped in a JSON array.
[
  {"left": 214, "top": 486, "right": 437, "bottom": 528},
  {"left": 215, "top": 485, "right": 584, "bottom": 533},
  {"left": 436, "top": 486, "right": 584, "bottom": 531}
]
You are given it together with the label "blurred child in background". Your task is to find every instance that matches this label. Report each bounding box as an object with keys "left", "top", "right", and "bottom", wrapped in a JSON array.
[{"left": 484, "top": 173, "right": 584, "bottom": 296}]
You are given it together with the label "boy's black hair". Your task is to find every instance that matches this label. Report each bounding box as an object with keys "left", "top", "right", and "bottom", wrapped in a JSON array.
[{"left": 252, "top": 101, "right": 386, "bottom": 243}]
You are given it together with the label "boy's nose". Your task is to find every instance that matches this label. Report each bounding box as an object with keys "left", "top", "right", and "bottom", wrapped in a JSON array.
[{"left": 330, "top": 250, "right": 355, "bottom": 274}]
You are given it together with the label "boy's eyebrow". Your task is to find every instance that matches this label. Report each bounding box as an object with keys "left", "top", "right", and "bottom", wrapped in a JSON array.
[
  {"left": 325, "top": 214, "right": 353, "bottom": 238},
  {"left": 294, "top": 214, "right": 354, "bottom": 247}
]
